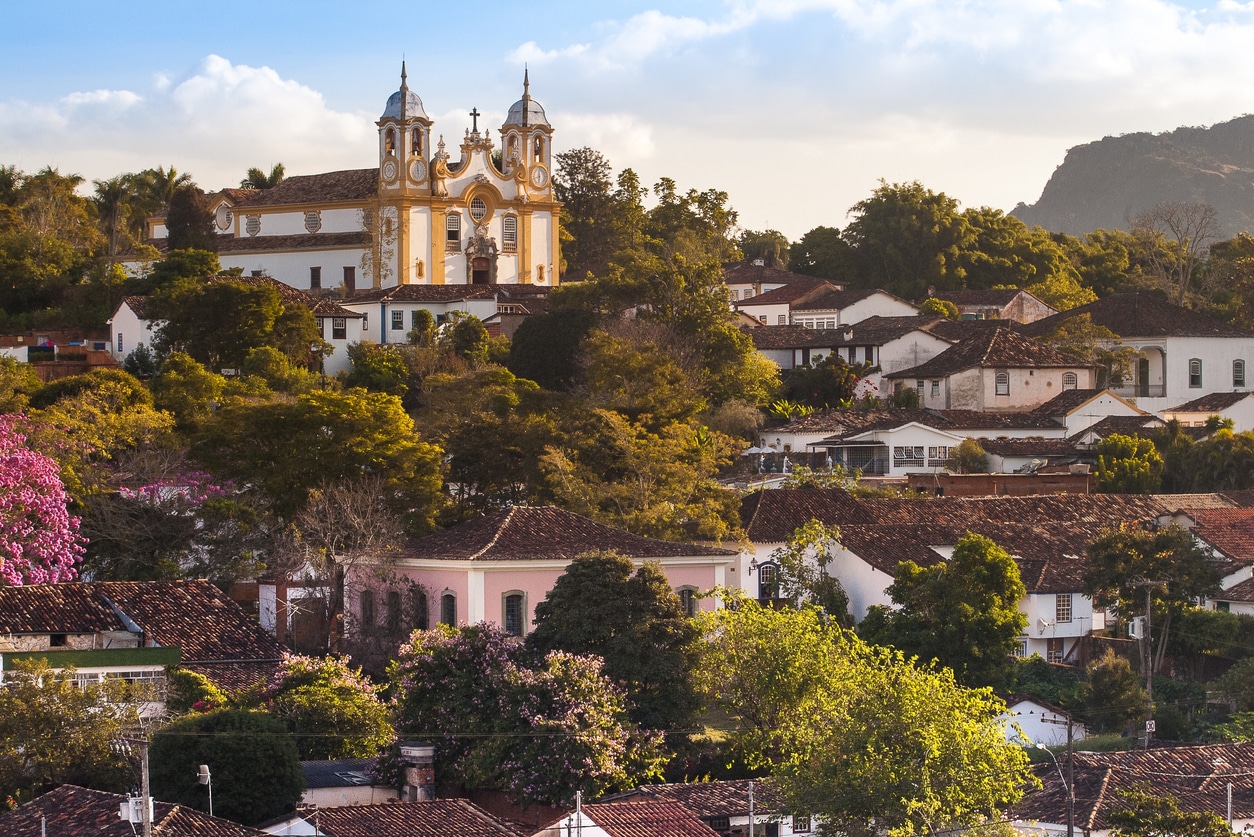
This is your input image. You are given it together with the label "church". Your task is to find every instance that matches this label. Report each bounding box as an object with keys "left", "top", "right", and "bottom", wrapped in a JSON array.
[{"left": 143, "top": 65, "right": 562, "bottom": 291}]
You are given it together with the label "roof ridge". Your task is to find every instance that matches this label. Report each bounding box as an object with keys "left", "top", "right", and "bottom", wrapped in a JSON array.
[{"left": 469, "top": 506, "right": 520, "bottom": 560}]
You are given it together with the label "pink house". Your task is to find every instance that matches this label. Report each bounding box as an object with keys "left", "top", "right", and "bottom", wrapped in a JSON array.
[{"left": 347, "top": 506, "right": 738, "bottom": 639}]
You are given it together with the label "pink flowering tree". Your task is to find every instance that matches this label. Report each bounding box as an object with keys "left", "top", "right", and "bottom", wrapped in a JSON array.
[
  {"left": 0, "top": 417, "right": 84, "bottom": 585},
  {"left": 388, "top": 623, "right": 665, "bottom": 807}
]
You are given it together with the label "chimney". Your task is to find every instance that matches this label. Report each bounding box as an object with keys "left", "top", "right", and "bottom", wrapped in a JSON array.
[{"left": 399, "top": 741, "right": 436, "bottom": 801}]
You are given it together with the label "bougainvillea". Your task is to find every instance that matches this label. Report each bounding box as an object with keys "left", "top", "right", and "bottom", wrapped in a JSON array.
[
  {"left": 389, "top": 623, "right": 665, "bottom": 807},
  {"left": 0, "top": 417, "right": 84, "bottom": 585}
]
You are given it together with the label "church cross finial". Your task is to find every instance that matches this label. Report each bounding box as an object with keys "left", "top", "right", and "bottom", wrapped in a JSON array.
[
  {"left": 469, "top": 107, "right": 481, "bottom": 133},
  {"left": 523, "top": 66, "right": 530, "bottom": 99}
]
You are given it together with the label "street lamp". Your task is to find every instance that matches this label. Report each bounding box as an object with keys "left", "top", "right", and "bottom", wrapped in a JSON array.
[
  {"left": 1033, "top": 742, "right": 1073, "bottom": 837},
  {"left": 197, "top": 764, "right": 213, "bottom": 817}
]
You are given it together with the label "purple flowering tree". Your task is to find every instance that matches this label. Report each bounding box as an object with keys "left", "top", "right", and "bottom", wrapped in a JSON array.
[
  {"left": 389, "top": 623, "right": 665, "bottom": 807},
  {"left": 0, "top": 417, "right": 84, "bottom": 585}
]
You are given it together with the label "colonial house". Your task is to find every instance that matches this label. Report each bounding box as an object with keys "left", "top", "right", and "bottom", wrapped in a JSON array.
[
  {"left": 1032, "top": 388, "right": 1149, "bottom": 437},
  {"left": 347, "top": 506, "right": 738, "bottom": 641},
  {"left": 733, "top": 279, "right": 838, "bottom": 325},
  {"left": 0, "top": 784, "right": 269, "bottom": 837},
  {"left": 1010, "top": 743, "right": 1254, "bottom": 836},
  {"left": 533, "top": 801, "right": 721, "bottom": 837},
  {"left": 615, "top": 778, "right": 818, "bottom": 837},
  {"left": 930, "top": 288, "right": 1058, "bottom": 323},
  {"left": 132, "top": 67, "right": 561, "bottom": 291},
  {"left": 1162, "top": 390, "right": 1254, "bottom": 431},
  {"left": 339, "top": 283, "right": 551, "bottom": 343},
  {"left": 1000, "top": 697, "right": 1087, "bottom": 748},
  {"left": 884, "top": 328, "right": 1095, "bottom": 412},
  {"left": 723, "top": 260, "right": 842, "bottom": 303},
  {"left": 1023, "top": 292, "right": 1254, "bottom": 414},
  {"left": 0, "top": 579, "right": 286, "bottom": 697},
  {"left": 106, "top": 275, "right": 366, "bottom": 376},
  {"left": 789, "top": 286, "right": 918, "bottom": 328}
]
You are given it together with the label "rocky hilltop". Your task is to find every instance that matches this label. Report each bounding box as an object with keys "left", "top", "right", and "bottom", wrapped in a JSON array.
[{"left": 1012, "top": 114, "right": 1254, "bottom": 239}]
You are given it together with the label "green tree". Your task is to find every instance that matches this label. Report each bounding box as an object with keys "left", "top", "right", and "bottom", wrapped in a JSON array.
[
  {"left": 1076, "top": 648, "right": 1147, "bottom": 733},
  {"left": 767, "top": 519, "right": 853, "bottom": 624},
  {"left": 139, "top": 248, "right": 220, "bottom": 294},
  {"left": 581, "top": 326, "right": 705, "bottom": 429},
  {"left": 789, "top": 225, "right": 854, "bottom": 281},
  {"left": 1084, "top": 525, "right": 1222, "bottom": 675},
  {"left": 919, "top": 297, "right": 960, "bottom": 319},
  {"left": 241, "top": 163, "right": 285, "bottom": 190},
  {"left": 1107, "top": 783, "right": 1231, "bottom": 837},
  {"left": 0, "top": 356, "right": 41, "bottom": 413},
  {"left": 739, "top": 228, "right": 791, "bottom": 268},
  {"left": 442, "top": 312, "right": 490, "bottom": 365},
  {"left": 344, "top": 342, "right": 410, "bottom": 397},
  {"left": 0, "top": 659, "right": 140, "bottom": 806},
  {"left": 149, "top": 351, "right": 227, "bottom": 430},
  {"left": 152, "top": 278, "right": 284, "bottom": 370},
  {"left": 859, "top": 532, "right": 1027, "bottom": 689},
  {"left": 149, "top": 708, "right": 304, "bottom": 825},
  {"left": 782, "top": 354, "right": 867, "bottom": 410},
  {"left": 164, "top": 184, "right": 215, "bottom": 252},
  {"left": 949, "top": 438, "right": 990, "bottom": 473},
  {"left": 1170, "top": 429, "right": 1254, "bottom": 492},
  {"left": 695, "top": 597, "right": 1030, "bottom": 837},
  {"left": 1094, "top": 433, "right": 1164, "bottom": 493},
  {"left": 254, "top": 654, "right": 393, "bottom": 760},
  {"left": 527, "top": 552, "right": 702, "bottom": 731},
  {"left": 554, "top": 147, "right": 620, "bottom": 280},
  {"left": 506, "top": 308, "right": 596, "bottom": 391}
]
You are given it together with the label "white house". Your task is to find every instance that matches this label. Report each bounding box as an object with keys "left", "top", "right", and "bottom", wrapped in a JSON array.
[
  {"left": 1000, "top": 698, "right": 1087, "bottom": 749},
  {"left": 931, "top": 288, "right": 1058, "bottom": 323},
  {"left": 734, "top": 279, "right": 837, "bottom": 325},
  {"left": 106, "top": 296, "right": 160, "bottom": 361},
  {"left": 1163, "top": 390, "right": 1254, "bottom": 432},
  {"left": 789, "top": 286, "right": 919, "bottom": 328},
  {"left": 1032, "top": 388, "right": 1149, "bottom": 436},
  {"left": 340, "top": 284, "right": 499, "bottom": 344}
]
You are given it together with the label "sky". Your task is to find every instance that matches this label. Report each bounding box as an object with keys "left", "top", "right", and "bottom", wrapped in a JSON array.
[{"left": 3, "top": 0, "right": 1254, "bottom": 240}]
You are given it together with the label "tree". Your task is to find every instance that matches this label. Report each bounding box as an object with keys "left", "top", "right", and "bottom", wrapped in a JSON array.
[
  {"left": 1094, "top": 433, "right": 1164, "bottom": 493},
  {"left": 1084, "top": 525, "right": 1222, "bottom": 674},
  {"left": 767, "top": 519, "right": 853, "bottom": 624},
  {"left": 859, "top": 532, "right": 1027, "bottom": 689},
  {"left": 1106, "top": 783, "right": 1231, "bottom": 837},
  {"left": 148, "top": 352, "right": 227, "bottom": 429},
  {"left": 781, "top": 354, "right": 867, "bottom": 410},
  {"left": 527, "top": 552, "right": 702, "bottom": 731},
  {"left": 1132, "top": 201, "right": 1220, "bottom": 306},
  {"left": 0, "top": 416, "right": 85, "bottom": 585},
  {"left": 442, "top": 313, "right": 491, "bottom": 365},
  {"left": 581, "top": 326, "right": 705, "bottom": 428},
  {"left": 344, "top": 342, "right": 410, "bottom": 397},
  {"left": 0, "top": 659, "right": 141, "bottom": 806},
  {"left": 949, "top": 438, "right": 990, "bottom": 473},
  {"left": 0, "top": 356, "right": 41, "bottom": 414},
  {"left": 152, "top": 278, "right": 285, "bottom": 370},
  {"left": 254, "top": 654, "right": 393, "bottom": 760},
  {"left": 554, "top": 147, "right": 619, "bottom": 279},
  {"left": 1076, "top": 648, "right": 1146, "bottom": 733},
  {"left": 789, "top": 225, "right": 854, "bottom": 281},
  {"left": 389, "top": 623, "right": 665, "bottom": 806},
  {"left": 919, "top": 297, "right": 959, "bottom": 320},
  {"left": 149, "top": 708, "right": 304, "bottom": 825},
  {"left": 507, "top": 308, "right": 597, "bottom": 391},
  {"left": 241, "top": 163, "right": 285, "bottom": 190},
  {"left": 739, "top": 229, "right": 790, "bottom": 268},
  {"left": 164, "top": 184, "right": 216, "bottom": 252},
  {"left": 694, "top": 596, "right": 1030, "bottom": 837}
]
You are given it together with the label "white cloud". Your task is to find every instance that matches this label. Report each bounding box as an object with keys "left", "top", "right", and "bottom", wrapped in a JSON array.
[
  {"left": 559, "top": 112, "right": 657, "bottom": 161},
  {"left": 59, "top": 89, "right": 142, "bottom": 110}
]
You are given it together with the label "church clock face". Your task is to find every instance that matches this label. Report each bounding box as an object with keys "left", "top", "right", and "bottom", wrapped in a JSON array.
[
  {"left": 381, "top": 159, "right": 398, "bottom": 182},
  {"left": 409, "top": 159, "right": 427, "bottom": 182},
  {"left": 530, "top": 165, "right": 549, "bottom": 189}
]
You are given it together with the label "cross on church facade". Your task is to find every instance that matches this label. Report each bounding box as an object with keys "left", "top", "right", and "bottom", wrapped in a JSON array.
[{"left": 469, "top": 107, "right": 481, "bottom": 132}]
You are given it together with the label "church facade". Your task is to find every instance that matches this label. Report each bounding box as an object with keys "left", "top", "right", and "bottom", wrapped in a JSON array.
[{"left": 143, "top": 65, "right": 561, "bottom": 291}]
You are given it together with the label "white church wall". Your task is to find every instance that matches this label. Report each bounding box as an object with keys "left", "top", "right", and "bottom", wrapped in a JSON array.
[{"left": 218, "top": 250, "right": 368, "bottom": 292}]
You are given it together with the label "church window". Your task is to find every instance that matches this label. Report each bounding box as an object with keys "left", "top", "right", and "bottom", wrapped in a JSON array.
[
  {"left": 304, "top": 211, "right": 321, "bottom": 234},
  {"left": 446, "top": 214, "right": 461, "bottom": 247},
  {"left": 503, "top": 216, "right": 518, "bottom": 252},
  {"left": 309, "top": 266, "right": 321, "bottom": 290},
  {"left": 385, "top": 128, "right": 396, "bottom": 155},
  {"left": 533, "top": 136, "right": 544, "bottom": 162},
  {"left": 1063, "top": 371, "right": 1078, "bottom": 390},
  {"left": 332, "top": 318, "right": 347, "bottom": 340},
  {"left": 503, "top": 592, "right": 526, "bottom": 636},
  {"left": 469, "top": 197, "right": 488, "bottom": 222},
  {"left": 391, "top": 311, "right": 404, "bottom": 331},
  {"left": 411, "top": 128, "right": 422, "bottom": 155},
  {"left": 440, "top": 593, "right": 457, "bottom": 626}
]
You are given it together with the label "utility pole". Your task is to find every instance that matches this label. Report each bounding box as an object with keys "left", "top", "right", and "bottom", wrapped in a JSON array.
[
  {"left": 748, "top": 780, "right": 755, "bottom": 837},
  {"left": 1131, "top": 577, "right": 1166, "bottom": 748}
]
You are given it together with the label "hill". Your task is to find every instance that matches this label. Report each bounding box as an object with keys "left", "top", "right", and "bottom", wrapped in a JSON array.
[{"left": 1012, "top": 114, "right": 1254, "bottom": 239}]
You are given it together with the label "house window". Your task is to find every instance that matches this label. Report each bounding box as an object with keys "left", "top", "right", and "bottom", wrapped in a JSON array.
[
  {"left": 792, "top": 815, "right": 812, "bottom": 833},
  {"left": 1062, "top": 371, "right": 1078, "bottom": 390},
  {"left": 758, "top": 315, "right": 767, "bottom": 324},
  {"left": 332, "top": 318, "right": 347, "bottom": 340},
  {"left": 777, "top": 315, "right": 786, "bottom": 325},
  {"left": 743, "top": 288, "right": 754, "bottom": 299},
  {"left": 446, "top": 214, "right": 461, "bottom": 246},
  {"left": 1015, "top": 639, "right": 1028, "bottom": 658},
  {"left": 1236, "top": 360, "right": 1246, "bottom": 388},
  {"left": 502, "top": 215, "right": 518, "bottom": 252},
  {"left": 411, "top": 588, "right": 429, "bottom": 631},
  {"left": 1046, "top": 637, "right": 1065, "bottom": 663},
  {"left": 391, "top": 310, "right": 404, "bottom": 331},
  {"left": 995, "top": 371, "right": 1010, "bottom": 396},
  {"left": 116, "top": 333, "right": 123, "bottom": 353},
  {"left": 1218, "top": 601, "right": 1231, "bottom": 612},
  {"left": 916, "top": 379, "right": 925, "bottom": 395},
  {"left": 930, "top": 380, "right": 940, "bottom": 396},
  {"left": 709, "top": 817, "right": 730, "bottom": 832},
  {"left": 892, "top": 446, "right": 925, "bottom": 468},
  {"left": 1190, "top": 358, "right": 1203, "bottom": 388},
  {"left": 49, "top": 633, "right": 68, "bottom": 648},
  {"left": 677, "top": 587, "right": 699, "bottom": 617},
  {"left": 310, "top": 266, "right": 321, "bottom": 289},
  {"left": 1056, "top": 593, "right": 1073, "bottom": 624},
  {"left": 504, "top": 592, "right": 526, "bottom": 637},
  {"left": 440, "top": 593, "right": 456, "bottom": 626},
  {"left": 386, "top": 590, "right": 402, "bottom": 633},
  {"left": 758, "top": 563, "right": 779, "bottom": 602},
  {"left": 927, "top": 446, "right": 950, "bottom": 466},
  {"left": 360, "top": 590, "right": 376, "bottom": 627}
]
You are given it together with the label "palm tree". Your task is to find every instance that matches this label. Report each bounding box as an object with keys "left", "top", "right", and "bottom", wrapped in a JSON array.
[
  {"left": 93, "top": 175, "right": 134, "bottom": 260},
  {"left": 241, "top": 163, "right": 285, "bottom": 190}
]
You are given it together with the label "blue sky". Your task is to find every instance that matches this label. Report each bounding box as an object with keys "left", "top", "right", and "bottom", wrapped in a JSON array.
[{"left": 3, "top": 0, "right": 1254, "bottom": 239}]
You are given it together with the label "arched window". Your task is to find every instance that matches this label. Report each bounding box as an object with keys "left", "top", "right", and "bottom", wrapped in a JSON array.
[
  {"left": 1190, "top": 358, "right": 1203, "bottom": 388},
  {"left": 411, "top": 127, "right": 422, "bottom": 155},
  {"left": 677, "top": 587, "right": 699, "bottom": 618},
  {"left": 411, "top": 587, "right": 429, "bottom": 631},
  {"left": 359, "top": 590, "right": 376, "bottom": 627},
  {"left": 995, "top": 371, "right": 1010, "bottom": 396},
  {"left": 533, "top": 136, "right": 544, "bottom": 162},
  {"left": 440, "top": 593, "right": 456, "bottom": 626},
  {"left": 1062, "top": 372, "right": 1078, "bottom": 391},
  {"left": 758, "top": 563, "right": 779, "bottom": 602},
  {"left": 502, "top": 216, "right": 518, "bottom": 252},
  {"left": 1235, "top": 360, "right": 1246, "bottom": 388},
  {"left": 503, "top": 592, "right": 527, "bottom": 637},
  {"left": 385, "top": 128, "right": 396, "bottom": 155}
]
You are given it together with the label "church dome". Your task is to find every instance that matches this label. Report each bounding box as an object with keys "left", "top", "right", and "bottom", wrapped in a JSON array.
[
  {"left": 502, "top": 70, "right": 549, "bottom": 128},
  {"left": 381, "top": 88, "right": 428, "bottom": 121}
]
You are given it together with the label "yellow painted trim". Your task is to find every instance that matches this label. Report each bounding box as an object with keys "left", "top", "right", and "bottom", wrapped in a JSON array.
[
  {"left": 520, "top": 211, "right": 532, "bottom": 285},
  {"left": 551, "top": 211, "right": 561, "bottom": 286},
  {"left": 397, "top": 201, "right": 411, "bottom": 285},
  {"left": 432, "top": 209, "right": 446, "bottom": 285}
]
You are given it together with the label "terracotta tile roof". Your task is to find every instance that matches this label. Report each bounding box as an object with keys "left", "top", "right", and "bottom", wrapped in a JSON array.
[
  {"left": 775, "top": 408, "right": 1063, "bottom": 439},
  {"left": 885, "top": 328, "right": 1089, "bottom": 379},
  {"left": 1222, "top": 490, "right": 1254, "bottom": 508},
  {"left": 1070, "top": 415, "right": 1166, "bottom": 440},
  {"left": 744, "top": 324, "right": 849, "bottom": 350},
  {"left": 626, "top": 779, "right": 786, "bottom": 817},
  {"left": 309, "top": 799, "right": 521, "bottom": 836},
  {"left": 214, "top": 187, "right": 256, "bottom": 205},
  {"left": 1033, "top": 389, "right": 1111, "bottom": 416},
  {"left": 735, "top": 280, "right": 837, "bottom": 307},
  {"left": 347, "top": 284, "right": 499, "bottom": 303},
  {"left": 922, "top": 317, "right": 1014, "bottom": 341},
  {"left": 0, "top": 583, "right": 126, "bottom": 634},
  {"left": 1010, "top": 743, "right": 1254, "bottom": 831},
  {"left": 232, "top": 168, "right": 379, "bottom": 207},
  {"left": 974, "top": 437, "right": 1079, "bottom": 458},
  {"left": 120, "top": 295, "right": 152, "bottom": 319},
  {"left": 214, "top": 230, "right": 371, "bottom": 254},
  {"left": 1151, "top": 494, "right": 1239, "bottom": 513},
  {"left": 723, "top": 262, "right": 840, "bottom": 288},
  {"left": 739, "top": 488, "right": 874, "bottom": 542},
  {"left": 859, "top": 493, "right": 1166, "bottom": 528},
  {"left": 844, "top": 314, "right": 950, "bottom": 345},
  {"left": 205, "top": 274, "right": 360, "bottom": 317},
  {"left": 0, "top": 784, "right": 269, "bottom": 836},
  {"left": 791, "top": 286, "right": 902, "bottom": 313},
  {"left": 182, "top": 661, "right": 284, "bottom": 693},
  {"left": 1192, "top": 508, "right": 1254, "bottom": 561},
  {"left": 1218, "top": 575, "right": 1254, "bottom": 602},
  {"left": 1024, "top": 292, "right": 1254, "bottom": 340},
  {"left": 581, "top": 800, "right": 721, "bottom": 837},
  {"left": 1167, "top": 391, "right": 1254, "bottom": 412},
  {"left": 400, "top": 506, "right": 737, "bottom": 561},
  {"left": 831, "top": 524, "right": 951, "bottom": 574}
]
